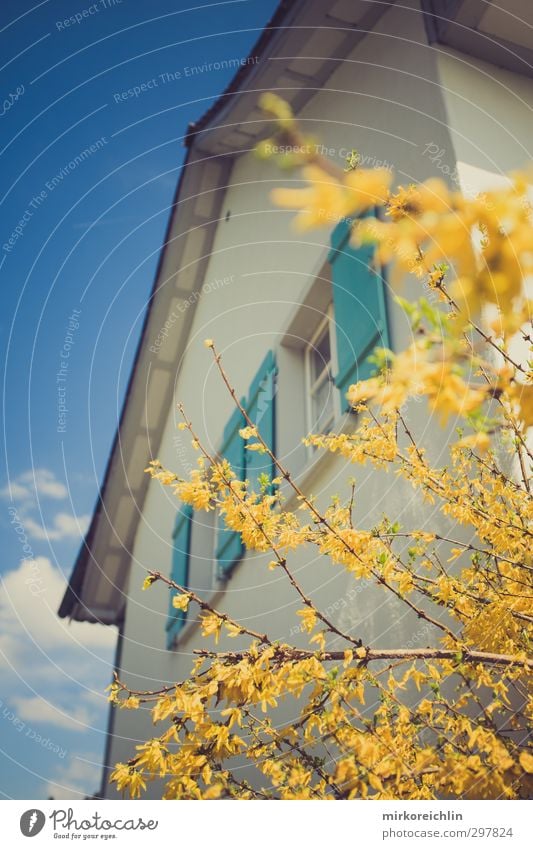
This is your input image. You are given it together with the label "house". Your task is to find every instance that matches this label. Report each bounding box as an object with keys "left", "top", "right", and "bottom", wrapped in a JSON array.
[{"left": 58, "top": 0, "right": 533, "bottom": 799}]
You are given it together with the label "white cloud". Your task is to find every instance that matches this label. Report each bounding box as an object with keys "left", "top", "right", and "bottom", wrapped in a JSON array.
[
  {"left": 46, "top": 756, "right": 102, "bottom": 800},
  {"left": 24, "top": 469, "right": 69, "bottom": 500},
  {"left": 0, "top": 557, "right": 116, "bottom": 728},
  {"left": 3, "top": 467, "right": 89, "bottom": 542},
  {"left": 12, "top": 696, "right": 94, "bottom": 731},
  {"left": 23, "top": 512, "right": 91, "bottom": 542},
  {"left": 0, "top": 556, "right": 116, "bottom": 656},
  {"left": 5, "top": 481, "right": 34, "bottom": 500},
  {"left": 1, "top": 468, "right": 68, "bottom": 503},
  {"left": 0, "top": 558, "right": 117, "bottom": 801}
]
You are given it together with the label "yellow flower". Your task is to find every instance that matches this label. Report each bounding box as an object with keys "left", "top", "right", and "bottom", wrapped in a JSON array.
[
  {"left": 201, "top": 612, "right": 223, "bottom": 643},
  {"left": 456, "top": 432, "right": 491, "bottom": 455},
  {"left": 512, "top": 383, "right": 533, "bottom": 428},
  {"left": 109, "top": 764, "right": 147, "bottom": 799},
  {"left": 174, "top": 470, "right": 212, "bottom": 510},
  {"left": 239, "top": 425, "right": 257, "bottom": 439},
  {"left": 271, "top": 166, "right": 347, "bottom": 232},
  {"left": 172, "top": 593, "right": 190, "bottom": 612},
  {"left": 258, "top": 92, "right": 294, "bottom": 128},
  {"left": 203, "top": 783, "right": 224, "bottom": 799},
  {"left": 121, "top": 696, "right": 140, "bottom": 710},
  {"left": 310, "top": 631, "right": 326, "bottom": 651},
  {"left": 347, "top": 378, "right": 381, "bottom": 406},
  {"left": 519, "top": 751, "right": 533, "bottom": 773},
  {"left": 387, "top": 179, "right": 450, "bottom": 222},
  {"left": 297, "top": 607, "right": 317, "bottom": 633},
  {"left": 344, "top": 166, "right": 393, "bottom": 211},
  {"left": 225, "top": 622, "right": 243, "bottom": 638},
  {"left": 387, "top": 184, "right": 422, "bottom": 221},
  {"left": 409, "top": 665, "right": 427, "bottom": 692}
]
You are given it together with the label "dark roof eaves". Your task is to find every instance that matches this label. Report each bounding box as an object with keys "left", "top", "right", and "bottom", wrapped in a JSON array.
[{"left": 58, "top": 145, "right": 194, "bottom": 621}]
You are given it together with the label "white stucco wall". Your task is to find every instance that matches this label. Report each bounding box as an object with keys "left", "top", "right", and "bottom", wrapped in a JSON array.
[
  {"left": 436, "top": 47, "right": 533, "bottom": 185},
  {"left": 102, "top": 7, "right": 532, "bottom": 797},
  {"left": 436, "top": 47, "right": 533, "bottom": 454}
]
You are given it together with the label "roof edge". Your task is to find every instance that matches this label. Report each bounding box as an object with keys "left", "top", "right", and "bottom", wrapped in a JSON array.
[
  {"left": 58, "top": 145, "right": 194, "bottom": 622},
  {"left": 184, "top": 0, "right": 302, "bottom": 147}
]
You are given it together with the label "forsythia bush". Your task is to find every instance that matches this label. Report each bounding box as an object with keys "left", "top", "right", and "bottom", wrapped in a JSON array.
[{"left": 110, "top": 95, "right": 532, "bottom": 800}]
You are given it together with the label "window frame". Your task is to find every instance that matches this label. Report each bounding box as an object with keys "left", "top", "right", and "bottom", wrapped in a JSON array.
[{"left": 304, "top": 304, "right": 340, "bottom": 450}]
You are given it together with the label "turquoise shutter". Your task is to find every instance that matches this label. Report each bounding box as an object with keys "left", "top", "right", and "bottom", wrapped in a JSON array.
[
  {"left": 216, "top": 403, "right": 246, "bottom": 578},
  {"left": 245, "top": 351, "right": 277, "bottom": 493},
  {"left": 166, "top": 504, "right": 193, "bottom": 648},
  {"left": 328, "top": 215, "right": 389, "bottom": 411}
]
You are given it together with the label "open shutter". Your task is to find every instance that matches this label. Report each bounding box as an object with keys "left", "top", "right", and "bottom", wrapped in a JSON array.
[
  {"left": 245, "top": 351, "right": 277, "bottom": 493},
  {"left": 328, "top": 215, "right": 389, "bottom": 411},
  {"left": 166, "top": 504, "right": 193, "bottom": 648},
  {"left": 216, "top": 403, "right": 246, "bottom": 578}
]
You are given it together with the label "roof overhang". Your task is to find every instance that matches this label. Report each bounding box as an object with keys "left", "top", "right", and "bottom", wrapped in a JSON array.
[
  {"left": 422, "top": 0, "right": 533, "bottom": 77},
  {"left": 186, "top": 0, "right": 400, "bottom": 156}
]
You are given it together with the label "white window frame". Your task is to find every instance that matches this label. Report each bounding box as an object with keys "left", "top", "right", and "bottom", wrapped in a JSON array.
[{"left": 304, "top": 304, "right": 340, "bottom": 452}]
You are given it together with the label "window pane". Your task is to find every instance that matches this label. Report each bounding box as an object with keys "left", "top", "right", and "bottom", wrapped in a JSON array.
[
  {"left": 311, "top": 375, "right": 334, "bottom": 433},
  {"left": 310, "top": 326, "right": 331, "bottom": 382}
]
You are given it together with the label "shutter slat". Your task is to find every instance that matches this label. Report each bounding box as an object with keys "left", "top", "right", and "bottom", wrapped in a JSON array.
[
  {"left": 216, "top": 401, "right": 246, "bottom": 577},
  {"left": 245, "top": 350, "right": 277, "bottom": 492},
  {"left": 166, "top": 505, "right": 193, "bottom": 647},
  {"left": 329, "top": 214, "right": 390, "bottom": 411},
  {"left": 216, "top": 354, "right": 277, "bottom": 579}
]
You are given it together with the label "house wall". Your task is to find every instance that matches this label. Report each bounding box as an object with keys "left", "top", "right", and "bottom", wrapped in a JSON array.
[
  {"left": 436, "top": 47, "right": 533, "bottom": 184},
  {"left": 435, "top": 46, "right": 533, "bottom": 454},
  {"left": 102, "top": 4, "right": 530, "bottom": 797}
]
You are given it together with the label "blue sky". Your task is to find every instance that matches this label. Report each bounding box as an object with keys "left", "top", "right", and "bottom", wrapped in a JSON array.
[{"left": 0, "top": 0, "right": 278, "bottom": 800}]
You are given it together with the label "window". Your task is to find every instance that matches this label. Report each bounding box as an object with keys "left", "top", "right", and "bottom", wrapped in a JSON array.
[
  {"left": 166, "top": 504, "right": 193, "bottom": 649},
  {"left": 305, "top": 308, "right": 337, "bottom": 436},
  {"left": 328, "top": 215, "right": 390, "bottom": 411}
]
